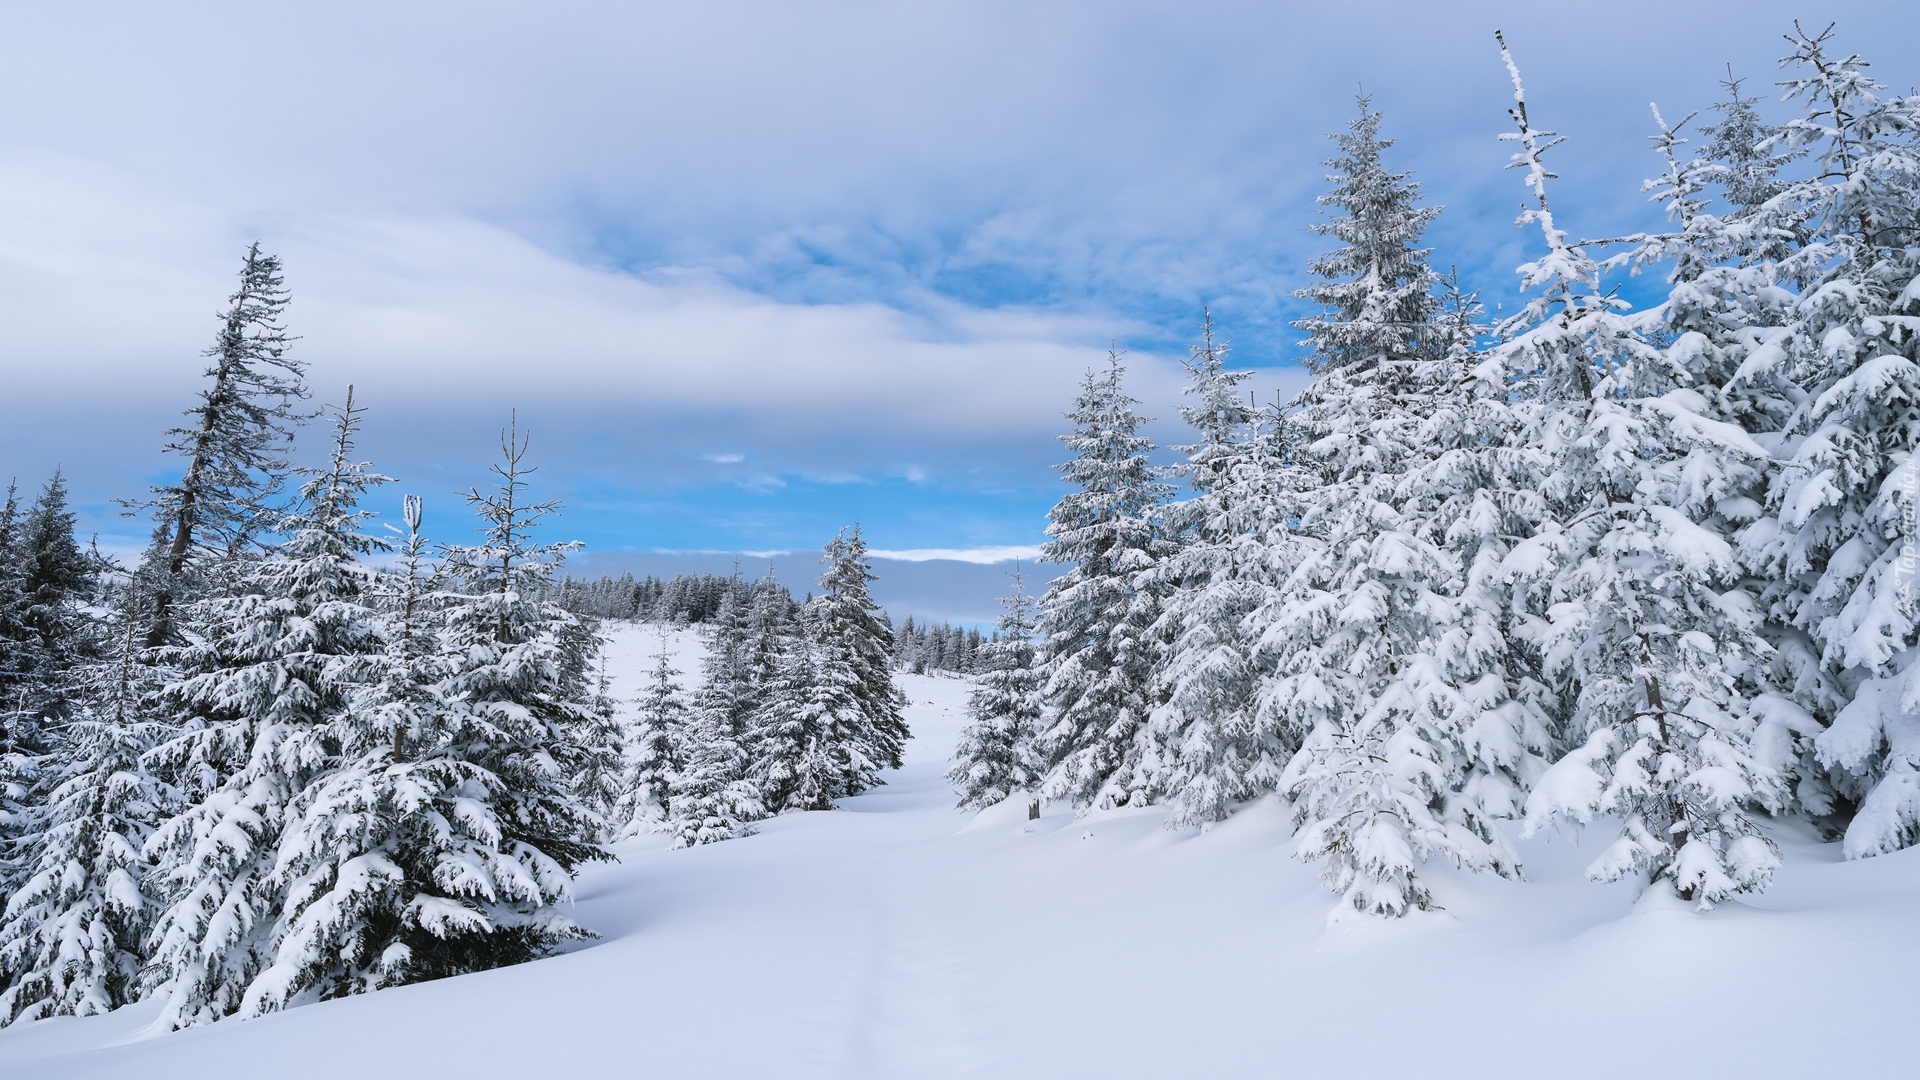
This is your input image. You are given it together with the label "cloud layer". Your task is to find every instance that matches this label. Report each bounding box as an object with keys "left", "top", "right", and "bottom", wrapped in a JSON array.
[{"left": 3, "top": 1, "right": 1915, "bottom": 555}]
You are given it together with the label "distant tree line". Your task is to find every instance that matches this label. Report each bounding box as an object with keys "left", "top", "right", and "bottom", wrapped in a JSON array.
[
  {"left": 893, "top": 616, "right": 986, "bottom": 676},
  {"left": 541, "top": 571, "right": 993, "bottom": 677},
  {"left": 536, "top": 570, "right": 785, "bottom": 625}
]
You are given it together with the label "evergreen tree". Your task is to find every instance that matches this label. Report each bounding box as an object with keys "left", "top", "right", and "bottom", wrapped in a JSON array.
[
  {"left": 1616, "top": 100, "right": 1831, "bottom": 827},
  {"left": 1144, "top": 317, "right": 1300, "bottom": 826},
  {"left": 15, "top": 471, "right": 97, "bottom": 724},
  {"left": 1493, "top": 36, "right": 1783, "bottom": 907},
  {"left": 667, "top": 709, "right": 762, "bottom": 848},
  {"left": 2, "top": 475, "right": 107, "bottom": 914},
  {"left": 810, "top": 526, "right": 908, "bottom": 769},
  {"left": 371, "top": 493, "right": 444, "bottom": 773},
  {"left": 612, "top": 633, "right": 687, "bottom": 839},
  {"left": 141, "top": 390, "right": 388, "bottom": 1027},
  {"left": 668, "top": 580, "right": 763, "bottom": 846},
  {"left": 1725, "top": 26, "right": 1920, "bottom": 860},
  {"left": 571, "top": 645, "right": 627, "bottom": 834},
  {"left": 135, "top": 244, "right": 308, "bottom": 648},
  {"left": 0, "top": 587, "right": 174, "bottom": 1025},
  {"left": 1266, "top": 97, "right": 1522, "bottom": 914},
  {"left": 793, "top": 638, "right": 876, "bottom": 809},
  {"left": 1700, "top": 73, "right": 1788, "bottom": 220},
  {"left": 1036, "top": 352, "right": 1177, "bottom": 811},
  {"left": 896, "top": 615, "right": 923, "bottom": 674},
  {"left": 742, "top": 567, "right": 796, "bottom": 693},
  {"left": 399, "top": 417, "right": 604, "bottom": 970},
  {"left": 949, "top": 566, "right": 1045, "bottom": 813},
  {"left": 1399, "top": 274, "right": 1553, "bottom": 833},
  {"left": 754, "top": 638, "right": 873, "bottom": 813},
  {"left": 0, "top": 484, "right": 34, "bottom": 743}
]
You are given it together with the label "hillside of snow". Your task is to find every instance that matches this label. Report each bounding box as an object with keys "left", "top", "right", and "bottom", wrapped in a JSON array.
[{"left": 3, "top": 620, "right": 1917, "bottom": 1079}]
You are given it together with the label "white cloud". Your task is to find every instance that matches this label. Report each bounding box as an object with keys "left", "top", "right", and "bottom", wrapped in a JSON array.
[
  {"left": 0, "top": 158, "right": 1204, "bottom": 506},
  {"left": 868, "top": 545, "right": 1046, "bottom": 565},
  {"left": 5, "top": 1, "right": 1909, "bottom": 554}
]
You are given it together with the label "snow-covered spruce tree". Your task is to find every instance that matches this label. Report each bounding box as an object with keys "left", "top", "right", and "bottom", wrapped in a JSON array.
[
  {"left": 0, "top": 587, "right": 175, "bottom": 1025},
  {"left": 1036, "top": 352, "right": 1177, "bottom": 812},
  {"left": 1700, "top": 73, "right": 1789, "bottom": 225},
  {"left": 374, "top": 417, "right": 606, "bottom": 976},
  {"left": 1609, "top": 101, "right": 1833, "bottom": 825},
  {"left": 251, "top": 488, "right": 484, "bottom": 1004},
  {"left": 1727, "top": 26, "right": 1920, "bottom": 860},
  {"left": 1, "top": 473, "right": 102, "bottom": 799},
  {"left": 1261, "top": 96, "right": 1521, "bottom": 915},
  {"left": 668, "top": 579, "right": 764, "bottom": 846},
  {"left": 2, "top": 474, "right": 108, "bottom": 912},
  {"left": 135, "top": 243, "right": 308, "bottom": 648},
  {"left": 0, "top": 483, "right": 26, "bottom": 696},
  {"left": 751, "top": 634, "right": 816, "bottom": 815},
  {"left": 370, "top": 493, "right": 446, "bottom": 775},
  {"left": 13, "top": 471, "right": 100, "bottom": 729},
  {"left": 1143, "top": 317, "right": 1297, "bottom": 826},
  {"left": 742, "top": 567, "right": 797, "bottom": 695},
  {"left": 612, "top": 632, "right": 688, "bottom": 838},
  {"left": 810, "top": 526, "right": 908, "bottom": 770},
  {"left": 754, "top": 635, "right": 874, "bottom": 813},
  {"left": 737, "top": 566, "right": 848, "bottom": 813},
  {"left": 569, "top": 643, "right": 627, "bottom": 832},
  {"left": 1399, "top": 273, "right": 1554, "bottom": 831},
  {"left": 141, "top": 390, "right": 389, "bottom": 1028},
  {"left": 949, "top": 565, "right": 1045, "bottom": 813},
  {"left": 1491, "top": 37, "right": 1783, "bottom": 907},
  {"left": 0, "top": 483, "right": 33, "bottom": 909},
  {"left": 810, "top": 634, "right": 884, "bottom": 807}
]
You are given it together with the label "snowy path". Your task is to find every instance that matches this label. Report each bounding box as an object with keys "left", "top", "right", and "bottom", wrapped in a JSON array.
[{"left": 4, "top": 623, "right": 1920, "bottom": 1078}]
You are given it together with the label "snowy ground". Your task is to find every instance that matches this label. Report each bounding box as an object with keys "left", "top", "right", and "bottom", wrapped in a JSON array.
[{"left": 5, "top": 621, "right": 1918, "bottom": 1078}]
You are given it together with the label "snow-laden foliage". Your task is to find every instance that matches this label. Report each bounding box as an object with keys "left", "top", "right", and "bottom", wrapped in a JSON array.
[
  {"left": 1494, "top": 37, "right": 1783, "bottom": 908},
  {"left": 140, "top": 393, "right": 393, "bottom": 1027},
  {"left": 658, "top": 537, "right": 907, "bottom": 841},
  {"left": 1733, "top": 27, "right": 1920, "bottom": 860},
  {"left": 611, "top": 633, "right": 686, "bottom": 839},
  {"left": 1, "top": 473, "right": 110, "bottom": 916},
  {"left": 134, "top": 244, "right": 309, "bottom": 649},
  {"left": 1036, "top": 352, "right": 1178, "bottom": 811},
  {"left": 134, "top": 402, "right": 607, "bottom": 1028},
  {"left": 1145, "top": 318, "right": 1297, "bottom": 827},
  {"left": 756, "top": 636, "right": 875, "bottom": 812},
  {"left": 668, "top": 584, "right": 766, "bottom": 847},
  {"left": 948, "top": 568, "right": 1045, "bottom": 811},
  {"left": 980, "top": 27, "right": 1920, "bottom": 918},
  {"left": 571, "top": 649, "right": 627, "bottom": 832},
  {"left": 1267, "top": 98, "right": 1525, "bottom": 914},
  {"left": 810, "top": 526, "right": 910, "bottom": 772},
  {"left": 0, "top": 593, "right": 174, "bottom": 1025}
]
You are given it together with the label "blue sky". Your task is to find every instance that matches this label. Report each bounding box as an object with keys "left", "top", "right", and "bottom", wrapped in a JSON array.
[{"left": 3, "top": 1, "right": 1917, "bottom": 579}]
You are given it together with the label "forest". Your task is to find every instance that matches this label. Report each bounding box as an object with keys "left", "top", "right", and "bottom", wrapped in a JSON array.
[
  {"left": 0, "top": 19, "right": 1916, "bottom": 1051},
  {"left": 953, "top": 25, "right": 1920, "bottom": 915},
  {"left": 0, "top": 248, "right": 908, "bottom": 1025}
]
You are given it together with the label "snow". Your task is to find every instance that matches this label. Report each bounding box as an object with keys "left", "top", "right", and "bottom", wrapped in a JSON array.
[{"left": 4, "top": 621, "right": 1918, "bottom": 1078}]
